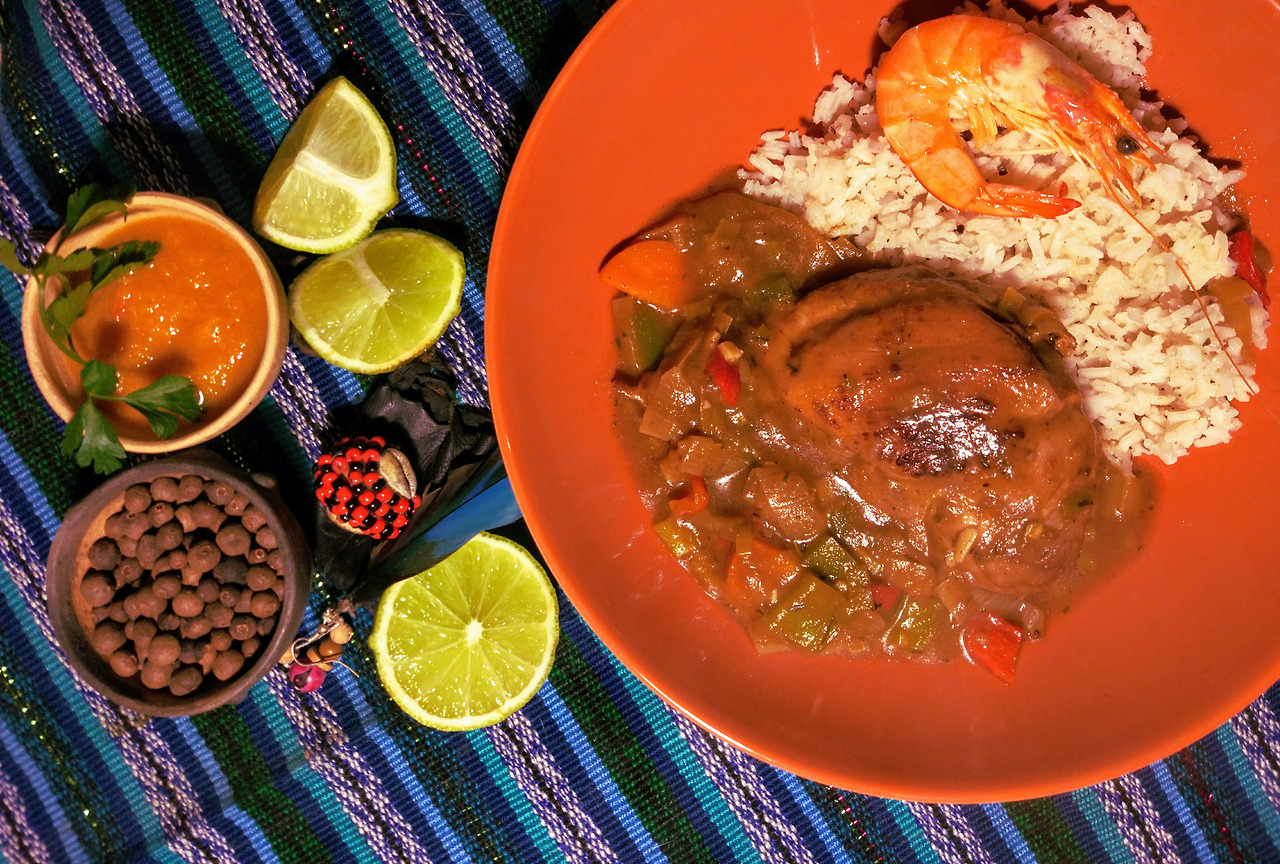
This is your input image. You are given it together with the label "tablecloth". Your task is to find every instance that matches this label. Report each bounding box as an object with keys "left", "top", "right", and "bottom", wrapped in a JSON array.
[{"left": 1, "top": 0, "right": 1279, "bottom": 861}]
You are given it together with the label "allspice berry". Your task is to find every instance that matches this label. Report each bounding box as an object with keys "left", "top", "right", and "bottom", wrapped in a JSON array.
[
  {"left": 109, "top": 650, "right": 139, "bottom": 678},
  {"left": 171, "top": 589, "right": 205, "bottom": 619},
  {"left": 149, "top": 633, "right": 181, "bottom": 667},
  {"left": 123, "top": 483, "right": 152, "bottom": 514},
  {"left": 90, "top": 621, "right": 127, "bottom": 656},
  {"left": 216, "top": 524, "right": 251, "bottom": 557},
  {"left": 86, "top": 538, "right": 121, "bottom": 571},
  {"left": 212, "top": 651, "right": 245, "bottom": 682},
  {"left": 80, "top": 571, "right": 116, "bottom": 607},
  {"left": 169, "top": 665, "right": 203, "bottom": 696},
  {"left": 140, "top": 660, "right": 173, "bottom": 690}
]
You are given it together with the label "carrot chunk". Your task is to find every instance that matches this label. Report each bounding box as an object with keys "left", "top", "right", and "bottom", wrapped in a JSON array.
[
  {"left": 600, "top": 240, "right": 686, "bottom": 309},
  {"left": 961, "top": 613, "right": 1024, "bottom": 684}
]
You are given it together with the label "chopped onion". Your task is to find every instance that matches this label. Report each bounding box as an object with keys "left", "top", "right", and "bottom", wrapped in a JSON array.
[{"left": 969, "top": 588, "right": 1046, "bottom": 640}]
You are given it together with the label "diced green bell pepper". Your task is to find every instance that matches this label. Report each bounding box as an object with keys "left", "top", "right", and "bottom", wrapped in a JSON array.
[
  {"left": 765, "top": 572, "right": 842, "bottom": 651},
  {"left": 884, "top": 595, "right": 941, "bottom": 653},
  {"left": 613, "top": 295, "right": 679, "bottom": 377},
  {"left": 803, "top": 534, "right": 870, "bottom": 586}
]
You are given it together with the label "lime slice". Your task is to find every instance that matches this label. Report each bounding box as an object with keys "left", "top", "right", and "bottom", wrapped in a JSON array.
[
  {"left": 253, "top": 77, "right": 398, "bottom": 253},
  {"left": 288, "top": 228, "right": 464, "bottom": 373},
  {"left": 370, "top": 533, "right": 559, "bottom": 731}
]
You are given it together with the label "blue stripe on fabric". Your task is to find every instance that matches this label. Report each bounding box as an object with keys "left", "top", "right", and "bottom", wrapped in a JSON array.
[
  {"left": 1212, "top": 725, "right": 1280, "bottom": 856},
  {"left": 361, "top": 0, "right": 504, "bottom": 205},
  {"left": 882, "top": 799, "right": 944, "bottom": 864},
  {"left": 532, "top": 684, "right": 667, "bottom": 864},
  {"left": 465, "top": 728, "right": 563, "bottom": 863},
  {"left": 239, "top": 687, "right": 383, "bottom": 864},
  {"left": 82, "top": 0, "right": 245, "bottom": 210},
  {"left": 980, "top": 805, "right": 1037, "bottom": 864},
  {"left": 0, "top": 434, "right": 61, "bottom": 558},
  {"left": 451, "top": 0, "right": 534, "bottom": 95},
  {"left": 10, "top": 3, "right": 134, "bottom": 182},
  {"left": 559, "top": 608, "right": 770, "bottom": 862},
  {"left": 0, "top": 721, "right": 84, "bottom": 864},
  {"left": 1148, "top": 762, "right": 1213, "bottom": 862},
  {"left": 291, "top": 351, "right": 367, "bottom": 411},
  {"left": 1067, "top": 788, "right": 1130, "bottom": 863},
  {"left": 956, "top": 804, "right": 1022, "bottom": 864},
  {"left": 1129, "top": 767, "right": 1192, "bottom": 859},
  {"left": 158, "top": 717, "right": 281, "bottom": 863},
  {"left": 173, "top": 0, "right": 291, "bottom": 142},
  {"left": 315, "top": 665, "right": 473, "bottom": 864},
  {"left": 264, "top": 0, "right": 336, "bottom": 83},
  {"left": 0, "top": 100, "right": 60, "bottom": 229},
  {"left": 768, "top": 769, "right": 853, "bottom": 864}
]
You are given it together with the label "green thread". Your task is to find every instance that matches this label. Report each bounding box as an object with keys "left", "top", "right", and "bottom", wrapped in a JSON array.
[
  {"left": 1004, "top": 798, "right": 1092, "bottom": 864},
  {"left": 190, "top": 705, "right": 335, "bottom": 864}
]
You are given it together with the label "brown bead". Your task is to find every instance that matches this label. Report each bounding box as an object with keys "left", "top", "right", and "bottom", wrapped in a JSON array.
[
  {"left": 103, "top": 511, "right": 129, "bottom": 539},
  {"left": 229, "top": 615, "right": 257, "bottom": 641},
  {"left": 207, "top": 604, "right": 234, "bottom": 629},
  {"left": 190, "top": 500, "right": 225, "bottom": 531},
  {"left": 241, "top": 506, "right": 267, "bottom": 533},
  {"left": 109, "top": 650, "right": 139, "bottom": 678},
  {"left": 234, "top": 592, "right": 254, "bottom": 615},
  {"left": 328, "top": 621, "right": 355, "bottom": 645},
  {"left": 205, "top": 480, "right": 235, "bottom": 506},
  {"left": 131, "top": 618, "right": 157, "bottom": 654},
  {"left": 148, "top": 501, "right": 175, "bottom": 528},
  {"left": 114, "top": 557, "right": 142, "bottom": 586},
  {"left": 135, "top": 533, "right": 162, "bottom": 570},
  {"left": 107, "top": 600, "right": 129, "bottom": 623},
  {"left": 254, "top": 527, "right": 278, "bottom": 550},
  {"left": 123, "top": 483, "right": 152, "bottom": 514},
  {"left": 256, "top": 616, "right": 276, "bottom": 638},
  {"left": 196, "top": 576, "right": 221, "bottom": 604},
  {"left": 214, "top": 557, "right": 248, "bottom": 585},
  {"left": 155, "top": 522, "right": 184, "bottom": 552},
  {"left": 169, "top": 665, "right": 203, "bottom": 696},
  {"left": 149, "top": 476, "right": 179, "bottom": 502},
  {"left": 316, "top": 636, "right": 344, "bottom": 661},
  {"left": 172, "top": 590, "right": 205, "bottom": 618},
  {"left": 212, "top": 650, "right": 245, "bottom": 681},
  {"left": 135, "top": 586, "right": 167, "bottom": 620},
  {"left": 266, "top": 549, "right": 284, "bottom": 572},
  {"left": 198, "top": 641, "right": 219, "bottom": 674},
  {"left": 175, "top": 504, "right": 199, "bottom": 534},
  {"left": 180, "top": 615, "right": 212, "bottom": 640},
  {"left": 80, "top": 571, "right": 115, "bottom": 607},
  {"left": 179, "top": 638, "right": 200, "bottom": 666},
  {"left": 225, "top": 492, "right": 249, "bottom": 516},
  {"left": 121, "top": 511, "right": 151, "bottom": 540},
  {"left": 90, "top": 621, "right": 126, "bottom": 656},
  {"left": 218, "top": 584, "right": 243, "bottom": 608},
  {"left": 245, "top": 546, "right": 268, "bottom": 565},
  {"left": 250, "top": 591, "right": 280, "bottom": 619},
  {"left": 240, "top": 637, "right": 261, "bottom": 658},
  {"left": 156, "top": 611, "right": 181, "bottom": 632},
  {"left": 152, "top": 572, "right": 181, "bottom": 600},
  {"left": 216, "top": 524, "right": 251, "bottom": 557},
  {"left": 86, "top": 538, "right": 121, "bottom": 571},
  {"left": 209, "top": 629, "right": 233, "bottom": 652},
  {"left": 176, "top": 474, "right": 205, "bottom": 504},
  {"left": 116, "top": 535, "right": 138, "bottom": 559},
  {"left": 139, "top": 660, "right": 173, "bottom": 690},
  {"left": 149, "top": 633, "right": 181, "bottom": 666},
  {"left": 246, "top": 565, "right": 277, "bottom": 593}
]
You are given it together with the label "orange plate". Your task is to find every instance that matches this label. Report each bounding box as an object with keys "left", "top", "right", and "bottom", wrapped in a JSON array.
[{"left": 487, "top": 0, "right": 1280, "bottom": 802}]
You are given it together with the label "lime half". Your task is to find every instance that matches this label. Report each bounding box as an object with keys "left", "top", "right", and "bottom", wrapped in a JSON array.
[
  {"left": 253, "top": 77, "right": 398, "bottom": 253},
  {"left": 370, "top": 533, "right": 559, "bottom": 731},
  {"left": 288, "top": 228, "right": 464, "bottom": 373}
]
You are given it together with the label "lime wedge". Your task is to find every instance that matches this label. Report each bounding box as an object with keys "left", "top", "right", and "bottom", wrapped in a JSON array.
[
  {"left": 370, "top": 533, "right": 559, "bottom": 731},
  {"left": 288, "top": 228, "right": 464, "bottom": 373},
  {"left": 253, "top": 77, "right": 398, "bottom": 253}
]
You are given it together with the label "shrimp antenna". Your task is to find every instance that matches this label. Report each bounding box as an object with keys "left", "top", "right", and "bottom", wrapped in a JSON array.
[{"left": 1105, "top": 190, "right": 1257, "bottom": 397}]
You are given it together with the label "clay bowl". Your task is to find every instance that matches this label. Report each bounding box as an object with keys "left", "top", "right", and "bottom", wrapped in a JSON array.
[
  {"left": 46, "top": 449, "right": 311, "bottom": 715},
  {"left": 21, "top": 192, "right": 288, "bottom": 452}
]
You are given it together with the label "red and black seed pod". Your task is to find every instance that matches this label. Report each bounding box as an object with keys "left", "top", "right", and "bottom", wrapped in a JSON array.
[{"left": 314, "top": 436, "right": 421, "bottom": 541}]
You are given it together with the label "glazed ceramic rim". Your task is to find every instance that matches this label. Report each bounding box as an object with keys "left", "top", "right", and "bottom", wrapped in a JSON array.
[
  {"left": 20, "top": 192, "right": 288, "bottom": 452},
  {"left": 45, "top": 450, "right": 311, "bottom": 716}
]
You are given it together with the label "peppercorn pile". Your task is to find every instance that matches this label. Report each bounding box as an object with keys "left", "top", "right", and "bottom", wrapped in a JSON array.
[{"left": 80, "top": 473, "right": 286, "bottom": 697}]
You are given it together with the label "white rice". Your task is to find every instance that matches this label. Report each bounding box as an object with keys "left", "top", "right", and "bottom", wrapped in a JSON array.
[{"left": 741, "top": 1, "right": 1269, "bottom": 470}]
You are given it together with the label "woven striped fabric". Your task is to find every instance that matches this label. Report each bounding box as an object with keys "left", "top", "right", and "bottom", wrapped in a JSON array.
[{"left": 1, "top": 1, "right": 1278, "bottom": 862}]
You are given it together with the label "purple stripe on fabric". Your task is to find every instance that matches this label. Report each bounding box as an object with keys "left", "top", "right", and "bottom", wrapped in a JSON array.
[
  {"left": 487, "top": 711, "right": 621, "bottom": 864},
  {"left": 906, "top": 803, "right": 998, "bottom": 864},
  {"left": 1096, "top": 774, "right": 1181, "bottom": 864},
  {"left": 38, "top": 0, "right": 191, "bottom": 193},
  {"left": 267, "top": 348, "right": 330, "bottom": 460},
  {"left": 385, "top": 0, "right": 516, "bottom": 172},
  {"left": 214, "top": 0, "right": 311, "bottom": 116},
  {"left": 264, "top": 670, "right": 436, "bottom": 864},
  {"left": 0, "top": 759, "right": 55, "bottom": 864},
  {"left": 436, "top": 318, "right": 488, "bottom": 408},
  {"left": 0, "top": 486, "right": 239, "bottom": 864},
  {"left": 671, "top": 713, "right": 817, "bottom": 864},
  {"left": 1233, "top": 697, "right": 1280, "bottom": 812},
  {"left": 0, "top": 174, "right": 39, "bottom": 261}
]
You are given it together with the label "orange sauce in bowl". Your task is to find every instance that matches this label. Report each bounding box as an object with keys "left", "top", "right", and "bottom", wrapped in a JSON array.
[{"left": 65, "top": 210, "right": 269, "bottom": 437}]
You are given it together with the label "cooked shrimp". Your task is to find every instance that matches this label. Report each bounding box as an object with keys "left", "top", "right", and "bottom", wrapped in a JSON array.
[{"left": 875, "top": 14, "right": 1161, "bottom": 218}]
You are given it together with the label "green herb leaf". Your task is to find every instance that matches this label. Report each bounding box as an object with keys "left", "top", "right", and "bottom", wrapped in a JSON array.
[
  {"left": 62, "top": 185, "right": 102, "bottom": 237},
  {"left": 37, "top": 248, "right": 98, "bottom": 274},
  {"left": 72, "top": 200, "right": 128, "bottom": 236},
  {"left": 80, "top": 359, "right": 119, "bottom": 398},
  {"left": 90, "top": 240, "right": 158, "bottom": 290},
  {"left": 63, "top": 184, "right": 135, "bottom": 239},
  {"left": 0, "top": 238, "right": 29, "bottom": 276},
  {"left": 62, "top": 400, "right": 127, "bottom": 474},
  {"left": 122, "top": 374, "right": 202, "bottom": 438}
]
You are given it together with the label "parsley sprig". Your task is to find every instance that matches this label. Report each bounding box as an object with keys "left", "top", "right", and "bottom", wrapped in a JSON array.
[{"left": 1, "top": 184, "right": 202, "bottom": 474}]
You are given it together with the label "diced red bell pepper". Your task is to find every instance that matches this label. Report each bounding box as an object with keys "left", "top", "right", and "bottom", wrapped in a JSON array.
[
  {"left": 961, "top": 613, "right": 1024, "bottom": 684},
  {"left": 707, "top": 350, "right": 741, "bottom": 407},
  {"left": 1229, "top": 230, "right": 1269, "bottom": 308},
  {"left": 870, "top": 582, "right": 899, "bottom": 610},
  {"left": 669, "top": 475, "right": 708, "bottom": 516}
]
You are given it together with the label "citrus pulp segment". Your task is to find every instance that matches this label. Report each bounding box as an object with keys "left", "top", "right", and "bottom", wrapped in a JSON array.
[
  {"left": 370, "top": 533, "right": 559, "bottom": 731},
  {"left": 288, "top": 228, "right": 464, "bottom": 373},
  {"left": 253, "top": 76, "right": 398, "bottom": 253}
]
